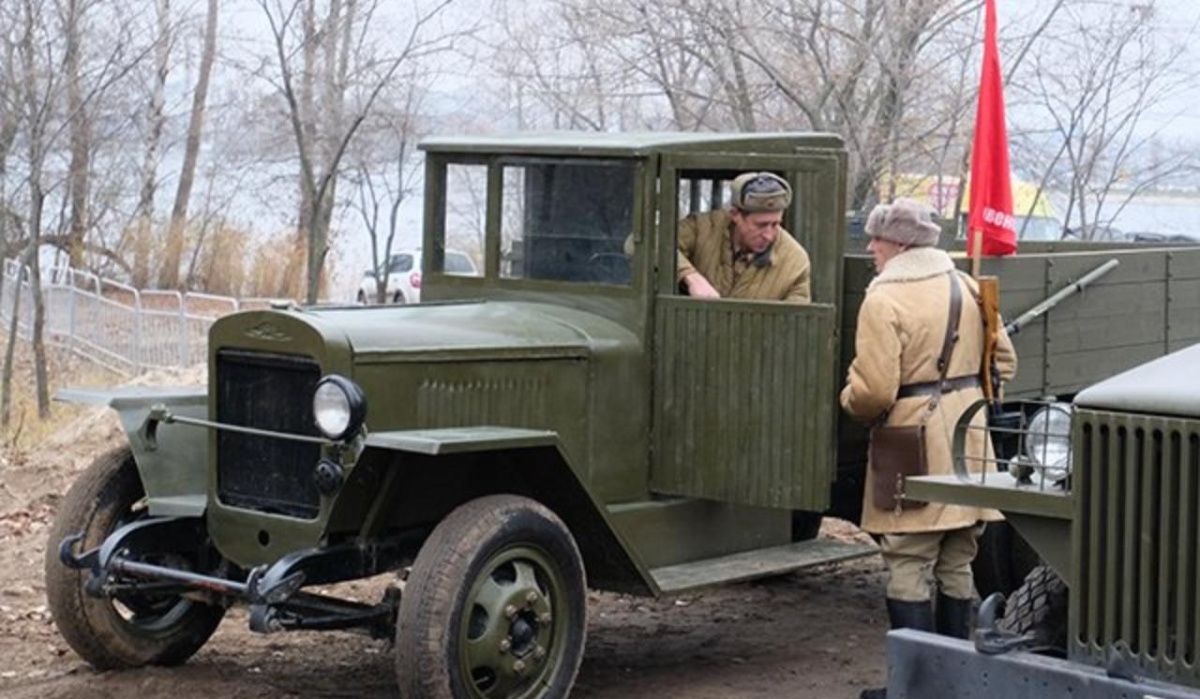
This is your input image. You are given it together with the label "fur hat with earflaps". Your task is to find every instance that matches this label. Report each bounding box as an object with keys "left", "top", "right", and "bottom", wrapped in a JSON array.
[
  {"left": 730, "top": 172, "right": 792, "bottom": 213},
  {"left": 864, "top": 198, "right": 942, "bottom": 247}
]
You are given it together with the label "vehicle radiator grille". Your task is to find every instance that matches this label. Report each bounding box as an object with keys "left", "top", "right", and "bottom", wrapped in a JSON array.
[
  {"left": 215, "top": 350, "right": 322, "bottom": 519},
  {"left": 1073, "top": 408, "right": 1200, "bottom": 687}
]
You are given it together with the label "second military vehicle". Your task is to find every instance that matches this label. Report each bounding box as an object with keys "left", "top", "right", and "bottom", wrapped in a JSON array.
[{"left": 890, "top": 341, "right": 1200, "bottom": 698}]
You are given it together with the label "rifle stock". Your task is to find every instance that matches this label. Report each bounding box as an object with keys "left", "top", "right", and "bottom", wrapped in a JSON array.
[{"left": 977, "top": 275, "right": 1001, "bottom": 403}]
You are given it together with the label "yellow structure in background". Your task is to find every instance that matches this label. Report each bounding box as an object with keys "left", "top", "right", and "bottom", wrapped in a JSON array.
[{"left": 887, "top": 174, "right": 1063, "bottom": 241}]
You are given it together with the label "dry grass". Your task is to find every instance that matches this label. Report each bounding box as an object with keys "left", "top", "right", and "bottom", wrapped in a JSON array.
[
  {"left": 116, "top": 217, "right": 309, "bottom": 299},
  {"left": 246, "top": 232, "right": 309, "bottom": 299},
  {"left": 0, "top": 338, "right": 126, "bottom": 453}
]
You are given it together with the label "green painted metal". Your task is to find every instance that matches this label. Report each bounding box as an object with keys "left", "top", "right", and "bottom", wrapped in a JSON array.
[
  {"left": 902, "top": 475, "right": 1072, "bottom": 520},
  {"left": 419, "top": 131, "right": 845, "bottom": 157},
  {"left": 648, "top": 148, "right": 844, "bottom": 511},
  {"left": 606, "top": 498, "right": 790, "bottom": 569},
  {"left": 56, "top": 387, "right": 209, "bottom": 518},
  {"left": 1070, "top": 407, "right": 1200, "bottom": 688},
  {"left": 1075, "top": 342, "right": 1200, "bottom": 418},
  {"left": 1004, "top": 512, "right": 1072, "bottom": 586},
  {"left": 650, "top": 539, "right": 877, "bottom": 594},
  {"left": 456, "top": 544, "right": 570, "bottom": 695},
  {"left": 652, "top": 298, "right": 838, "bottom": 510},
  {"left": 364, "top": 427, "right": 559, "bottom": 455}
]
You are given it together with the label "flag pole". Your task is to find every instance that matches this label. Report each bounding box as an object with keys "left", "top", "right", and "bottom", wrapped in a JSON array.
[{"left": 971, "top": 225, "right": 982, "bottom": 278}]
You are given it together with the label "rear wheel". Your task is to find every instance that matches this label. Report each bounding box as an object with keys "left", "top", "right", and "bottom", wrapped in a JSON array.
[
  {"left": 395, "top": 495, "right": 586, "bottom": 699},
  {"left": 998, "top": 565, "right": 1068, "bottom": 655},
  {"left": 44, "top": 447, "right": 225, "bottom": 670}
]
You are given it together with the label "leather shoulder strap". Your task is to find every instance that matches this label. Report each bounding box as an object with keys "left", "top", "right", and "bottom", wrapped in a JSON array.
[{"left": 937, "top": 271, "right": 963, "bottom": 382}]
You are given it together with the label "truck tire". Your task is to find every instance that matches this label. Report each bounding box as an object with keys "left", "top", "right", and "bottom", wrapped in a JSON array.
[
  {"left": 396, "top": 495, "right": 587, "bottom": 699},
  {"left": 44, "top": 447, "right": 225, "bottom": 670},
  {"left": 998, "top": 565, "right": 1068, "bottom": 654}
]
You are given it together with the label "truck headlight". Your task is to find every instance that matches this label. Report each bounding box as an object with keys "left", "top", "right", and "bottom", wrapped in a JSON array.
[
  {"left": 313, "top": 375, "right": 367, "bottom": 441},
  {"left": 1023, "top": 403, "right": 1072, "bottom": 478}
]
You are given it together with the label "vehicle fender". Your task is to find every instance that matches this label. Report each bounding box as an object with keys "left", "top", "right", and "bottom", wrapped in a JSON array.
[
  {"left": 56, "top": 386, "right": 208, "bottom": 518},
  {"left": 343, "top": 426, "right": 656, "bottom": 596}
]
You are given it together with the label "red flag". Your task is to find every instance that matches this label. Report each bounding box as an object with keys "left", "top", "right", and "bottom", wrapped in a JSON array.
[{"left": 967, "top": 0, "right": 1017, "bottom": 256}]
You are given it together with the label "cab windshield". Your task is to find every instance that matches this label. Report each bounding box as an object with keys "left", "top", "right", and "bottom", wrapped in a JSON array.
[
  {"left": 501, "top": 160, "right": 636, "bottom": 285},
  {"left": 437, "top": 158, "right": 636, "bottom": 286}
]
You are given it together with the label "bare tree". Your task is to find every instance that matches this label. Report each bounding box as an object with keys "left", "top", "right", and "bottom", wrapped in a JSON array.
[
  {"left": 130, "top": 0, "right": 172, "bottom": 288},
  {"left": 493, "top": 0, "right": 992, "bottom": 208},
  {"left": 0, "top": 0, "right": 143, "bottom": 425},
  {"left": 7, "top": 0, "right": 55, "bottom": 421},
  {"left": 0, "top": 33, "right": 19, "bottom": 290},
  {"left": 260, "top": 0, "right": 462, "bottom": 303},
  {"left": 63, "top": 0, "right": 95, "bottom": 270},
  {"left": 1012, "top": 2, "right": 1199, "bottom": 238},
  {"left": 158, "top": 0, "right": 218, "bottom": 289},
  {"left": 350, "top": 81, "right": 425, "bottom": 303}
]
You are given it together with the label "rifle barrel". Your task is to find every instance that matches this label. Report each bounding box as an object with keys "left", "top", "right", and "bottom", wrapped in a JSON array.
[{"left": 1005, "top": 258, "right": 1120, "bottom": 336}]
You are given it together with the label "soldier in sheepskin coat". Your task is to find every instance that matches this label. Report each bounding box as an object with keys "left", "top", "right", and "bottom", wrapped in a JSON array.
[{"left": 840, "top": 199, "right": 1017, "bottom": 694}]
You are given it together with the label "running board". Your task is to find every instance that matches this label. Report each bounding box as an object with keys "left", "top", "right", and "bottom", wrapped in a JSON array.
[{"left": 650, "top": 539, "right": 878, "bottom": 594}]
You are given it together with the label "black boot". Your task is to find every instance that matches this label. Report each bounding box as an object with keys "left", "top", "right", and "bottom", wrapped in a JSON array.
[
  {"left": 860, "top": 600, "right": 935, "bottom": 699},
  {"left": 936, "top": 592, "right": 973, "bottom": 639},
  {"left": 886, "top": 597, "right": 935, "bottom": 632}
]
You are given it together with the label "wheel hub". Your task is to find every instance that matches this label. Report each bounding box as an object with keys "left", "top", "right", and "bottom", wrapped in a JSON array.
[
  {"left": 509, "top": 616, "right": 536, "bottom": 653},
  {"left": 461, "top": 548, "right": 565, "bottom": 697}
]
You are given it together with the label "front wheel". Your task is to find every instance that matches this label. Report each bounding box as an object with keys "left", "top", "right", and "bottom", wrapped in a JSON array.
[
  {"left": 395, "top": 495, "right": 587, "bottom": 699},
  {"left": 44, "top": 447, "right": 225, "bottom": 670},
  {"left": 998, "top": 565, "right": 1068, "bottom": 655}
]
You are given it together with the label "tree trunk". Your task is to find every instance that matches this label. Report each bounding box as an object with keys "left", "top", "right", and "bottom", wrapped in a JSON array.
[
  {"left": 286, "top": 0, "right": 318, "bottom": 299},
  {"left": 64, "top": 0, "right": 92, "bottom": 270},
  {"left": 27, "top": 183, "right": 49, "bottom": 418},
  {"left": 158, "top": 0, "right": 217, "bottom": 290},
  {"left": 0, "top": 244, "right": 30, "bottom": 430},
  {"left": 0, "top": 42, "right": 16, "bottom": 311},
  {"left": 133, "top": 0, "right": 171, "bottom": 288}
]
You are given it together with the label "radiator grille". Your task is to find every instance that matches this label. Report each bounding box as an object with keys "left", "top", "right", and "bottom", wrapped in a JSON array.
[
  {"left": 1073, "top": 408, "right": 1200, "bottom": 685},
  {"left": 215, "top": 350, "right": 322, "bottom": 518}
]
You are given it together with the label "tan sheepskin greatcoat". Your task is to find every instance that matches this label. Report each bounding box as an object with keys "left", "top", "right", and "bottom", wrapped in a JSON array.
[
  {"left": 676, "top": 210, "right": 811, "bottom": 303},
  {"left": 840, "top": 247, "right": 1017, "bottom": 535}
]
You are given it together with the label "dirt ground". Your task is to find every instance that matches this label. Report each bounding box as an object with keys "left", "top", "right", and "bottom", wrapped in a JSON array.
[{"left": 0, "top": 351, "right": 891, "bottom": 699}]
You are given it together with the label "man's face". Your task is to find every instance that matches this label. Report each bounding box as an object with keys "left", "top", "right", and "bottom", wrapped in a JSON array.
[
  {"left": 867, "top": 236, "right": 906, "bottom": 272},
  {"left": 730, "top": 209, "right": 783, "bottom": 254}
]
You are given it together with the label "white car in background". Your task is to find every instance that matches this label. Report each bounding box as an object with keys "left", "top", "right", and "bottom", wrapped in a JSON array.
[{"left": 356, "top": 249, "right": 477, "bottom": 304}]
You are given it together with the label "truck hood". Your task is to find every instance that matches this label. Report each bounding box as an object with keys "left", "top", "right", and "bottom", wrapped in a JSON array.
[
  {"left": 1075, "top": 342, "right": 1200, "bottom": 418},
  {"left": 303, "top": 300, "right": 633, "bottom": 360}
]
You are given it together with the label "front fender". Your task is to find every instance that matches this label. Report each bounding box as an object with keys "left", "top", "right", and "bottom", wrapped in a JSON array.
[
  {"left": 329, "top": 426, "right": 656, "bottom": 596},
  {"left": 56, "top": 386, "right": 208, "bottom": 518}
]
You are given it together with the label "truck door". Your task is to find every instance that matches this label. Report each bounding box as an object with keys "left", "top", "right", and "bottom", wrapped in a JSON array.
[{"left": 650, "top": 150, "right": 845, "bottom": 511}]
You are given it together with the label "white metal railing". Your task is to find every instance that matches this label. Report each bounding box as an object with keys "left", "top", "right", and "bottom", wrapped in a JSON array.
[{"left": 0, "top": 258, "right": 285, "bottom": 376}]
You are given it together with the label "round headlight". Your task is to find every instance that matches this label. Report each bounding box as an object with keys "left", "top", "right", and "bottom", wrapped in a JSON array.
[
  {"left": 1023, "top": 403, "right": 1072, "bottom": 479},
  {"left": 313, "top": 375, "right": 367, "bottom": 441}
]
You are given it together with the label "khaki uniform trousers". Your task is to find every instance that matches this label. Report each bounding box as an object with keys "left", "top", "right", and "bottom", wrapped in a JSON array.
[{"left": 879, "top": 524, "right": 986, "bottom": 602}]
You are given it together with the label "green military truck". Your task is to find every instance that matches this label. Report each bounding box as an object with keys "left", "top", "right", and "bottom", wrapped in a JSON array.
[
  {"left": 43, "top": 132, "right": 1200, "bottom": 698},
  {"left": 890, "top": 341, "right": 1200, "bottom": 698}
]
